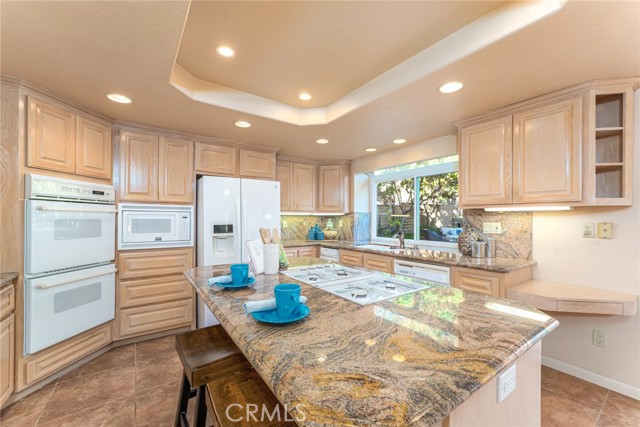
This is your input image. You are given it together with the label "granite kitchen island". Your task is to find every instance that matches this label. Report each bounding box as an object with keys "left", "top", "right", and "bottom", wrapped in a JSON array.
[{"left": 184, "top": 258, "right": 558, "bottom": 427}]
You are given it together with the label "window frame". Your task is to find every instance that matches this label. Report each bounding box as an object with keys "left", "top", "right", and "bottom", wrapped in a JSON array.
[{"left": 370, "top": 160, "right": 459, "bottom": 249}]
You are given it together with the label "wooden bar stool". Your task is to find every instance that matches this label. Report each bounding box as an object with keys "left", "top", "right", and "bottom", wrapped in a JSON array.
[
  {"left": 174, "top": 325, "right": 248, "bottom": 427},
  {"left": 207, "top": 368, "right": 298, "bottom": 427}
]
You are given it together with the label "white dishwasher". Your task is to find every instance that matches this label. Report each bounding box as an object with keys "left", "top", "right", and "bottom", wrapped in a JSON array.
[
  {"left": 319, "top": 247, "right": 340, "bottom": 262},
  {"left": 393, "top": 259, "right": 450, "bottom": 286}
]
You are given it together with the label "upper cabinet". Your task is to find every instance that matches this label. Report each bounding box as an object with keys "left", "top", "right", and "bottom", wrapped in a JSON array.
[
  {"left": 27, "top": 96, "right": 112, "bottom": 180},
  {"left": 195, "top": 142, "right": 237, "bottom": 176},
  {"left": 119, "top": 130, "right": 194, "bottom": 204},
  {"left": 457, "top": 79, "right": 637, "bottom": 208},
  {"left": 239, "top": 149, "right": 276, "bottom": 180},
  {"left": 277, "top": 158, "right": 351, "bottom": 213}
]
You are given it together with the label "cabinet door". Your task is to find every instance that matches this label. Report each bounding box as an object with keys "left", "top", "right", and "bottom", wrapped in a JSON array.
[
  {"left": 318, "top": 164, "right": 346, "bottom": 212},
  {"left": 159, "top": 137, "right": 194, "bottom": 203},
  {"left": 276, "top": 161, "right": 292, "bottom": 211},
  {"left": 458, "top": 116, "right": 512, "bottom": 206},
  {"left": 119, "top": 131, "right": 159, "bottom": 202},
  {"left": 27, "top": 97, "right": 76, "bottom": 174},
  {"left": 195, "top": 142, "right": 237, "bottom": 176},
  {"left": 117, "top": 299, "right": 193, "bottom": 339},
  {"left": 239, "top": 149, "right": 276, "bottom": 179},
  {"left": 339, "top": 250, "right": 363, "bottom": 267},
  {"left": 0, "top": 314, "right": 14, "bottom": 406},
  {"left": 362, "top": 253, "right": 394, "bottom": 273},
  {"left": 513, "top": 97, "right": 582, "bottom": 203},
  {"left": 452, "top": 268, "right": 500, "bottom": 297},
  {"left": 292, "top": 163, "right": 316, "bottom": 211},
  {"left": 76, "top": 116, "right": 112, "bottom": 180}
]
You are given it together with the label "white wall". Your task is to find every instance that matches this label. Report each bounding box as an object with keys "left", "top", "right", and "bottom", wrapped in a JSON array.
[{"left": 532, "top": 89, "right": 640, "bottom": 397}]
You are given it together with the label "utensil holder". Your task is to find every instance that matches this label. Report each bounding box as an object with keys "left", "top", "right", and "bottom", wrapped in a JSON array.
[
  {"left": 486, "top": 238, "right": 497, "bottom": 258},
  {"left": 263, "top": 244, "right": 280, "bottom": 274}
]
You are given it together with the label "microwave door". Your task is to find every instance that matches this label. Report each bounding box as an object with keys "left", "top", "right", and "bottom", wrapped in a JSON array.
[{"left": 122, "top": 211, "right": 181, "bottom": 244}]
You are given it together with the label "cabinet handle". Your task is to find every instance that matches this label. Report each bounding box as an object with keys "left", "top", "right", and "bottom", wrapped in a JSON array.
[
  {"left": 36, "top": 268, "right": 117, "bottom": 289},
  {"left": 37, "top": 206, "right": 117, "bottom": 214}
]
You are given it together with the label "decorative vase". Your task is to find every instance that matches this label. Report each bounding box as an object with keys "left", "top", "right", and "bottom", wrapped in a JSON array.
[{"left": 458, "top": 224, "right": 481, "bottom": 256}]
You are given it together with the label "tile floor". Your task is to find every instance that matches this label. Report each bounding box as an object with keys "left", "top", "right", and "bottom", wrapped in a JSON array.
[{"left": 1, "top": 334, "right": 638, "bottom": 426}]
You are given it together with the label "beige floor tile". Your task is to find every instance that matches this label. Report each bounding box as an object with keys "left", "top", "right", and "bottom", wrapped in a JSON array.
[
  {"left": 596, "top": 414, "right": 636, "bottom": 427},
  {"left": 0, "top": 381, "right": 57, "bottom": 427},
  {"left": 135, "top": 350, "right": 183, "bottom": 392},
  {"left": 541, "top": 365, "right": 609, "bottom": 410},
  {"left": 37, "top": 365, "right": 135, "bottom": 424},
  {"left": 541, "top": 388, "right": 600, "bottom": 427},
  {"left": 135, "top": 335, "right": 176, "bottom": 362},
  {"left": 36, "top": 396, "right": 135, "bottom": 427},
  {"left": 601, "top": 391, "right": 640, "bottom": 427},
  {"left": 135, "top": 382, "right": 179, "bottom": 427},
  {"left": 60, "top": 344, "right": 135, "bottom": 382}
]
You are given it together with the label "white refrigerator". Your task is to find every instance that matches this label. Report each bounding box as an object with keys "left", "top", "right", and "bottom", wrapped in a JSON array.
[{"left": 196, "top": 176, "right": 281, "bottom": 327}]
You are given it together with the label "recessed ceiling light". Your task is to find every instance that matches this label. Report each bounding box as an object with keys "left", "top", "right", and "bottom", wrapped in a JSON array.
[
  {"left": 106, "top": 93, "right": 131, "bottom": 104},
  {"left": 393, "top": 139, "right": 407, "bottom": 144},
  {"left": 439, "top": 81, "right": 464, "bottom": 94},
  {"left": 234, "top": 120, "right": 251, "bottom": 128},
  {"left": 316, "top": 138, "right": 329, "bottom": 144},
  {"left": 299, "top": 92, "right": 312, "bottom": 101},
  {"left": 365, "top": 148, "right": 377, "bottom": 152},
  {"left": 216, "top": 45, "right": 235, "bottom": 58}
]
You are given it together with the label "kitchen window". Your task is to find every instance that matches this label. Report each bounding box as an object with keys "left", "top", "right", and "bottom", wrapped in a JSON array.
[{"left": 371, "top": 156, "right": 462, "bottom": 248}]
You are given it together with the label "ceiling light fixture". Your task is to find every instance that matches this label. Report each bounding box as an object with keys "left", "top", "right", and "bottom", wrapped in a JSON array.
[
  {"left": 393, "top": 139, "right": 407, "bottom": 144},
  {"left": 365, "top": 148, "right": 377, "bottom": 152},
  {"left": 216, "top": 45, "right": 235, "bottom": 58},
  {"left": 439, "top": 81, "right": 464, "bottom": 94},
  {"left": 234, "top": 120, "right": 251, "bottom": 128},
  {"left": 106, "top": 93, "right": 131, "bottom": 104},
  {"left": 316, "top": 138, "right": 329, "bottom": 144},
  {"left": 299, "top": 92, "right": 312, "bottom": 101}
]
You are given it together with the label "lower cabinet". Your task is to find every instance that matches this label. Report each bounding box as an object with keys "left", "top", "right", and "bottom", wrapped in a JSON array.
[
  {"left": 339, "top": 249, "right": 363, "bottom": 267},
  {"left": 0, "top": 314, "right": 15, "bottom": 406},
  {"left": 362, "top": 253, "right": 394, "bottom": 273},
  {"left": 284, "top": 246, "right": 319, "bottom": 258},
  {"left": 116, "top": 248, "right": 194, "bottom": 340},
  {"left": 451, "top": 266, "right": 532, "bottom": 298}
]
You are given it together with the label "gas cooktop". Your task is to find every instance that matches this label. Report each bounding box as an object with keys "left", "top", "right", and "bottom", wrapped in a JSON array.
[{"left": 281, "top": 264, "right": 434, "bottom": 305}]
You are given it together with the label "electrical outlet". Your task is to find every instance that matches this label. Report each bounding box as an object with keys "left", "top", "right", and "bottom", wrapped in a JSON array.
[
  {"left": 597, "top": 222, "right": 613, "bottom": 239},
  {"left": 497, "top": 364, "right": 517, "bottom": 402},
  {"left": 581, "top": 223, "right": 595, "bottom": 238},
  {"left": 593, "top": 330, "right": 606, "bottom": 347},
  {"left": 483, "top": 222, "right": 502, "bottom": 234},
  {"left": 282, "top": 220, "right": 288, "bottom": 228},
  {"left": 338, "top": 220, "right": 343, "bottom": 227}
]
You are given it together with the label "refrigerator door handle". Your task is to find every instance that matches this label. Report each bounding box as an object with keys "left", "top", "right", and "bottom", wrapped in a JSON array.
[{"left": 236, "top": 195, "right": 244, "bottom": 261}]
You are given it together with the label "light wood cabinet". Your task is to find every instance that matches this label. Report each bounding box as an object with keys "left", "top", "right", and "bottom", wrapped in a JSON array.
[
  {"left": 159, "top": 137, "right": 194, "bottom": 203},
  {"left": 458, "top": 116, "right": 512, "bottom": 206},
  {"left": 451, "top": 266, "right": 532, "bottom": 299},
  {"left": 0, "top": 284, "right": 15, "bottom": 407},
  {"left": 284, "top": 248, "right": 298, "bottom": 259},
  {"left": 27, "top": 96, "right": 113, "bottom": 180},
  {"left": 513, "top": 97, "right": 582, "bottom": 203},
  {"left": 276, "top": 160, "right": 293, "bottom": 211},
  {"left": 339, "top": 249, "right": 363, "bottom": 267},
  {"left": 119, "top": 130, "right": 194, "bottom": 204},
  {"left": 76, "top": 116, "right": 112, "bottom": 180},
  {"left": 318, "top": 163, "right": 350, "bottom": 213},
  {"left": 292, "top": 162, "right": 316, "bottom": 211},
  {"left": 362, "top": 253, "right": 394, "bottom": 273},
  {"left": 239, "top": 149, "right": 275, "bottom": 179},
  {"left": 283, "top": 246, "right": 319, "bottom": 258},
  {"left": 116, "top": 248, "right": 194, "bottom": 340},
  {"left": 27, "top": 96, "right": 76, "bottom": 174},
  {"left": 119, "top": 130, "right": 159, "bottom": 202},
  {"left": 195, "top": 142, "right": 237, "bottom": 176}
]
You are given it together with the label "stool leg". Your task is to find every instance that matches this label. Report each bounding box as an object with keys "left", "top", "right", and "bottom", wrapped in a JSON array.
[
  {"left": 175, "top": 373, "right": 191, "bottom": 427},
  {"left": 194, "top": 384, "right": 208, "bottom": 427}
]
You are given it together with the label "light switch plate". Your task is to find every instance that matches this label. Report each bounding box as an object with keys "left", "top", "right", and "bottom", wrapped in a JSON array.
[
  {"left": 483, "top": 222, "right": 502, "bottom": 234},
  {"left": 497, "top": 364, "right": 517, "bottom": 402},
  {"left": 597, "top": 222, "right": 613, "bottom": 239},
  {"left": 581, "top": 223, "right": 595, "bottom": 238},
  {"left": 282, "top": 220, "right": 288, "bottom": 228}
]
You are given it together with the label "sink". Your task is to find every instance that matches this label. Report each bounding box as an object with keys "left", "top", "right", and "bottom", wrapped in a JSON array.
[{"left": 355, "top": 244, "right": 413, "bottom": 254}]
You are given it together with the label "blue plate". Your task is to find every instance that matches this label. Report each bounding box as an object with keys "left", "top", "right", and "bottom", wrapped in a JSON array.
[
  {"left": 214, "top": 277, "right": 255, "bottom": 289},
  {"left": 251, "top": 304, "right": 310, "bottom": 324}
]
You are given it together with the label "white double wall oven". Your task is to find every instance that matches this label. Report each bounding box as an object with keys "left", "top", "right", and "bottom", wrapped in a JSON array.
[{"left": 24, "top": 174, "right": 117, "bottom": 355}]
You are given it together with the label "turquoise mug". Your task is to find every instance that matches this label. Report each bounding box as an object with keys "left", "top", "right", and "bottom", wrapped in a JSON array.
[
  {"left": 230, "top": 263, "right": 249, "bottom": 285},
  {"left": 274, "top": 283, "right": 301, "bottom": 318}
]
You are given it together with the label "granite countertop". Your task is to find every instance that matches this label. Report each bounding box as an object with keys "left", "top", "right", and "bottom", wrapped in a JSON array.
[
  {"left": 282, "top": 240, "right": 536, "bottom": 273},
  {"left": 184, "top": 260, "right": 558, "bottom": 427},
  {"left": 0, "top": 272, "right": 18, "bottom": 289}
]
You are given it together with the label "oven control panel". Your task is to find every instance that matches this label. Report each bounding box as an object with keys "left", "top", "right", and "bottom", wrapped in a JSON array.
[{"left": 26, "top": 173, "right": 115, "bottom": 203}]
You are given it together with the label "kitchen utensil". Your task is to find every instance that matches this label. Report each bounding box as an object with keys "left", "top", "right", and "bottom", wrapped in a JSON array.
[
  {"left": 272, "top": 228, "right": 279, "bottom": 244},
  {"left": 259, "top": 228, "right": 269, "bottom": 244},
  {"left": 486, "top": 238, "right": 497, "bottom": 258}
]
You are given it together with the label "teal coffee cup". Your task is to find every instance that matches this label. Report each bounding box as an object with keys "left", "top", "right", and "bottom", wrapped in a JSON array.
[
  {"left": 274, "top": 283, "right": 301, "bottom": 318},
  {"left": 230, "top": 263, "right": 249, "bottom": 285}
]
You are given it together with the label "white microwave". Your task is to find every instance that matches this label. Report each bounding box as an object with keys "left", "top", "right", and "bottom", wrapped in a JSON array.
[{"left": 118, "top": 203, "right": 194, "bottom": 250}]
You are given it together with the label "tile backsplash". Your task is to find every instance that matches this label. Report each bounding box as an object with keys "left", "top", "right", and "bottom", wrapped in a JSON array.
[
  {"left": 462, "top": 210, "right": 533, "bottom": 259},
  {"left": 281, "top": 214, "right": 354, "bottom": 241}
]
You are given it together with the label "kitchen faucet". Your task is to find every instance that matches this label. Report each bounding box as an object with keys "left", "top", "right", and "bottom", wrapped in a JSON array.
[{"left": 393, "top": 228, "right": 405, "bottom": 249}]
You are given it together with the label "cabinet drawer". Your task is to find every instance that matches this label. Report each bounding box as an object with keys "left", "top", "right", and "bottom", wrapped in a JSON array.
[
  {"left": 297, "top": 247, "right": 318, "bottom": 257},
  {"left": 118, "top": 299, "right": 193, "bottom": 339},
  {"left": 339, "top": 250, "right": 363, "bottom": 267},
  {"left": 23, "top": 324, "right": 111, "bottom": 387},
  {"left": 0, "top": 285, "right": 15, "bottom": 321},
  {"left": 363, "top": 254, "right": 394, "bottom": 273},
  {"left": 453, "top": 270, "right": 499, "bottom": 297},
  {"left": 0, "top": 314, "right": 15, "bottom": 406},
  {"left": 118, "top": 248, "right": 193, "bottom": 280},
  {"left": 119, "top": 275, "right": 193, "bottom": 309},
  {"left": 284, "top": 248, "right": 298, "bottom": 258},
  {"left": 195, "top": 142, "right": 237, "bottom": 176}
]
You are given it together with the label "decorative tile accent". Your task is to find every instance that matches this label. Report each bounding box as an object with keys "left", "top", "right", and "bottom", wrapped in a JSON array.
[
  {"left": 281, "top": 214, "right": 354, "bottom": 241},
  {"left": 462, "top": 210, "right": 533, "bottom": 259}
]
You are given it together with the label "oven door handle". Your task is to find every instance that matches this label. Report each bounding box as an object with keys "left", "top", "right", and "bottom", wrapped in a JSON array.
[
  {"left": 36, "top": 206, "right": 117, "bottom": 214},
  {"left": 35, "top": 267, "right": 117, "bottom": 289}
]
